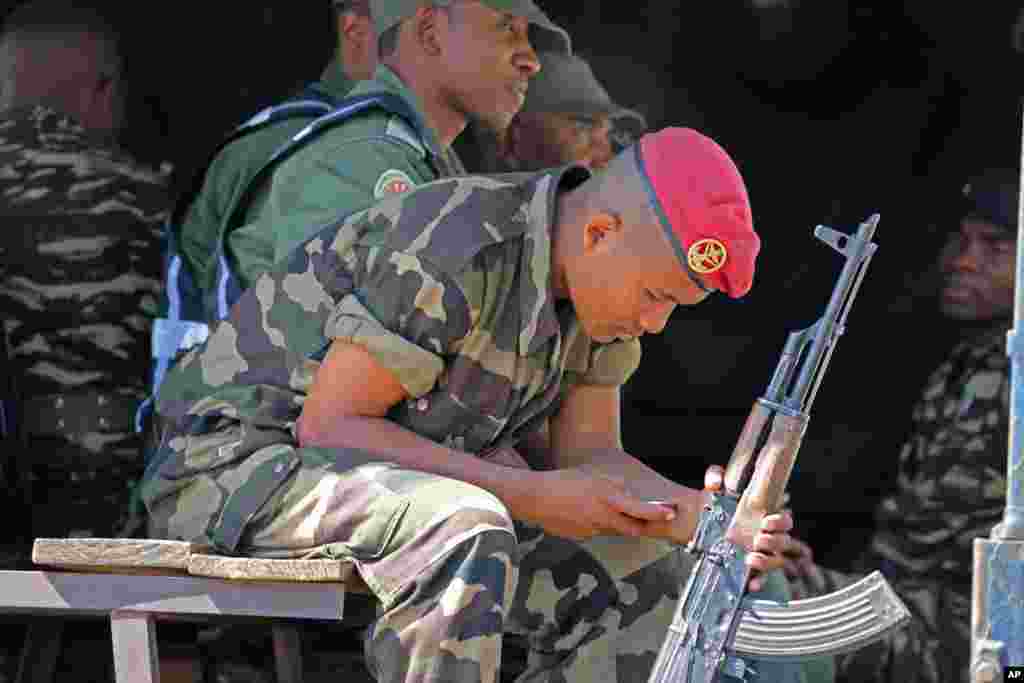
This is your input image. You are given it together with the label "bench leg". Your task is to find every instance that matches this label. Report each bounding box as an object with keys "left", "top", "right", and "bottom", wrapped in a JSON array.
[
  {"left": 111, "top": 611, "right": 160, "bottom": 683},
  {"left": 271, "top": 624, "right": 304, "bottom": 683},
  {"left": 15, "top": 620, "right": 63, "bottom": 683}
]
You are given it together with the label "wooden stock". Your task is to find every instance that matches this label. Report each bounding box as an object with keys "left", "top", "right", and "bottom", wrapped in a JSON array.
[{"left": 726, "top": 412, "right": 808, "bottom": 549}]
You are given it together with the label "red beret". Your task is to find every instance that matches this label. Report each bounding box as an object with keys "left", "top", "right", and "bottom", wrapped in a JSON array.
[{"left": 635, "top": 127, "right": 760, "bottom": 298}]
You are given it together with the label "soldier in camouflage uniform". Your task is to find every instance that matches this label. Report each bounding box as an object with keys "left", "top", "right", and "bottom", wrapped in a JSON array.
[
  {"left": 456, "top": 48, "right": 835, "bottom": 683},
  {"left": 142, "top": 127, "right": 802, "bottom": 683},
  {"left": 783, "top": 168, "right": 1018, "bottom": 683},
  {"left": 175, "top": 0, "right": 378, "bottom": 310},
  {"left": 0, "top": 1, "right": 168, "bottom": 545}
]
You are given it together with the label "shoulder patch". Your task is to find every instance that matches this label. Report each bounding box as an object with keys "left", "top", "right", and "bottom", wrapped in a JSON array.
[
  {"left": 374, "top": 169, "right": 416, "bottom": 199},
  {"left": 385, "top": 116, "right": 428, "bottom": 159}
]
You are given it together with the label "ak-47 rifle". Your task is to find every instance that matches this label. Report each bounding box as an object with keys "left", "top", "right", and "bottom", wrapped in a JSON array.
[{"left": 648, "top": 215, "right": 911, "bottom": 683}]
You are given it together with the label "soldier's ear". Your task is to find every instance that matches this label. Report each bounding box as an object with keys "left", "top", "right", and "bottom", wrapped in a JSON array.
[
  {"left": 414, "top": 5, "right": 444, "bottom": 57},
  {"left": 582, "top": 213, "right": 622, "bottom": 254},
  {"left": 339, "top": 10, "right": 368, "bottom": 44}
]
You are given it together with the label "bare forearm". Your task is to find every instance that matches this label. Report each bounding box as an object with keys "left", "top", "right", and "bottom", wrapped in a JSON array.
[
  {"left": 298, "top": 415, "right": 534, "bottom": 509},
  {"left": 557, "top": 447, "right": 707, "bottom": 538}
]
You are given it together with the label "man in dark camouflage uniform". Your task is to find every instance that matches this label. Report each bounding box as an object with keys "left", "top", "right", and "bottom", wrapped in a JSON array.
[
  {"left": 783, "top": 168, "right": 1018, "bottom": 683},
  {"left": 142, "top": 127, "right": 803, "bottom": 683},
  {"left": 0, "top": 1, "right": 168, "bottom": 545}
]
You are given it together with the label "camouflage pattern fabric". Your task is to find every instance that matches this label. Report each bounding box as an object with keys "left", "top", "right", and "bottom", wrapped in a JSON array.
[
  {"left": 143, "top": 165, "right": 825, "bottom": 682},
  {"left": 789, "top": 325, "right": 1010, "bottom": 683},
  {"left": 0, "top": 105, "right": 168, "bottom": 538}
]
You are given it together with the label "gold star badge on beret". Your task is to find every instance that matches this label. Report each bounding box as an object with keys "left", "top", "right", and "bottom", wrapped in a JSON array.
[{"left": 687, "top": 238, "right": 728, "bottom": 274}]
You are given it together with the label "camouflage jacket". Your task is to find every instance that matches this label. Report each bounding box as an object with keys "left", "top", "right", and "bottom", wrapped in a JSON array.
[
  {"left": 0, "top": 105, "right": 168, "bottom": 404},
  {"left": 0, "top": 105, "right": 168, "bottom": 537},
  {"left": 142, "top": 167, "right": 641, "bottom": 546},
  {"left": 791, "top": 324, "right": 1010, "bottom": 683}
]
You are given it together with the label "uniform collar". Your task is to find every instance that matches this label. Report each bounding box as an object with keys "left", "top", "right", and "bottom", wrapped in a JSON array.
[
  {"left": 517, "top": 164, "right": 591, "bottom": 354},
  {"left": 317, "top": 56, "right": 358, "bottom": 101}
]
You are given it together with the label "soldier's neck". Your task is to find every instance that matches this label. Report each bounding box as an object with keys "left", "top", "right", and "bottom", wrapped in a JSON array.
[{"left": 384, "top": 57, "right": 466, "bottom": 149}]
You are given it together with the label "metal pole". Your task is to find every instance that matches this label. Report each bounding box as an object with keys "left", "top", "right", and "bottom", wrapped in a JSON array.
[
  {"left": 1003, "top": 103, "right": 1024, "bottom": 542},
  {"left": 969, "top": 105, "right": 1024, "bottom": 683}
]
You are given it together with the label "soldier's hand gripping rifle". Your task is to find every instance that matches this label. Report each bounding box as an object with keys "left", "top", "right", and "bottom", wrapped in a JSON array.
[{"left": 648, "top": 215, "right": 911, "bottom": 683}]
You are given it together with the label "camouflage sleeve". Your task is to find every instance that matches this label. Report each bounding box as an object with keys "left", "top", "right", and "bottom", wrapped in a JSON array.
[
  {"left": 324, "top": 246, "right": 472, "bottom": 398},
  {"left": 562, "top": 336, "right": 643, "bottom": 389}
]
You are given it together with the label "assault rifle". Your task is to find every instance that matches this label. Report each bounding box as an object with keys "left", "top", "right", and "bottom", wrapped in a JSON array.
[{"left": 648, "top": 215, "right": 911, "bottom": 683}]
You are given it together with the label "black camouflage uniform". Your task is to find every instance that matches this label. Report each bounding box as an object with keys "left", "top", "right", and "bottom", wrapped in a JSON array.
[{"left": 0, "top": 105, "right": 168, "bottom": 549}]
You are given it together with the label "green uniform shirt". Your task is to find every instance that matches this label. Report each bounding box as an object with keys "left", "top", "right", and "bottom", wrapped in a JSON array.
[
  {"left": 176, "top": 58, "right": 358, "bottom": 306},
  {"left": 228, "top": 64, "right": 466, "bottom": 294},
  {"left": 142, "top": 166, "right": 640, "bottom": 538}
]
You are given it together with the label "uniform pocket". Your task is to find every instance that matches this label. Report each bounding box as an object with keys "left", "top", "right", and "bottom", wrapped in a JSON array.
[
  {"left": 158, "top": 422, "right": 246, "bottom": 480},
  {"left": 389, "top": 390, "right": 503, "bottom": 453}
]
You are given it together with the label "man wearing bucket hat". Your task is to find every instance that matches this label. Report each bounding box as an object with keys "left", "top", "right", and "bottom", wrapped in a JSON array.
[
  {"left": 142, "top": 127, "right": 811, "bottom": 682},
  {"left": 457, "top": 50, "right": 647, "bottom": 173},
  {"left": 221, "top": 0, "right": 571, "bottom": 296}
]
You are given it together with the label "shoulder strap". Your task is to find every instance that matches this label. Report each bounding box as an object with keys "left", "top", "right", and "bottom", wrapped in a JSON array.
[
  {"left": 204, "top": 92, "right": 425, "bottom": 322},
  {"left": 223, "top": 91, "right": 424, "bottom": 233},
  {"left": 168, "top": 87, "right": 338, "bottom": 229}
]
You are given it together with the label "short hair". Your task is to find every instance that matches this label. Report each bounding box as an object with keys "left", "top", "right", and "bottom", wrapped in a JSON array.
[
  {"left": 378, "top": 25, "right": 400, "bottom": 58},
  {"left": 377, "top": 2, "right": 457, "bottom": 59},
  {"left": 1, "top": 1, "right": 120, "bottom": 61},
  {"left": 0, "top": 1, "right": 122, "bottom": 110}
]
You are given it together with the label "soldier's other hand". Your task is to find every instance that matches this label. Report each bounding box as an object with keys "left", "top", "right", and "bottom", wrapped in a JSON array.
[
  {"left": 704, "top": 464, "right": 726, "bottom": 491},
  {"left": 701, "top": 465, "right": 798, "bottom": 591},
  {"left": 745, "top": 510, "right": 794, "bottom": 591},
  {"left": 780, "top": 533, "right": 816, "bottom": 581}
]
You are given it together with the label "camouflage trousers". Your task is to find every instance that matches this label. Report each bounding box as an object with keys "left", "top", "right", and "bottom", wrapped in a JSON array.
[{"left": 149, "top": 450, "right": 831, "bottom": 683}]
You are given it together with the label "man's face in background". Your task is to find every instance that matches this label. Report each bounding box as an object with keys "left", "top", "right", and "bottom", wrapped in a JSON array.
[
  {"left": 938, "top": 216, "right": 1016, "bottom": 322},
  {"left": 508, "top": 110, "right": 614, "bottom": 170}
]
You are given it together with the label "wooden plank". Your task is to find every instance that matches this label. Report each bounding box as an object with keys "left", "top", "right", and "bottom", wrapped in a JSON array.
[
  {"left": 0, "top": 571, "right": 345, "bottom": 621},
  {"left": 187, "top": 554, "right": 354, "bottom": 583},
  {"left": 33, "top": 538, "right": 196, "bottom": 571},
  {"left": 111, "top": 611, "right": 160, "bottom": 683}
]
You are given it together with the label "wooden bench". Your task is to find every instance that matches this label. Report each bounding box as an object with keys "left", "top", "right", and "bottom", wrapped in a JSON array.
[{"left": 4, "top": 538, "right": 375, "bottom": 683}]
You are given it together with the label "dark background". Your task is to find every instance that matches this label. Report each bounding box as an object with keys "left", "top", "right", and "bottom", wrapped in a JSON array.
[{"left": 10, "top": 0, "right": 1024, "bottom": 570}]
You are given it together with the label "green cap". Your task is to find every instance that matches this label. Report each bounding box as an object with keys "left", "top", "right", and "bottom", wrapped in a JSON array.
[
  {"left": 373, "top": 0, "right": 571, "bottom": 55},
  {"left": 521, "top": 51, "right": 644, "bottom": 125}
]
